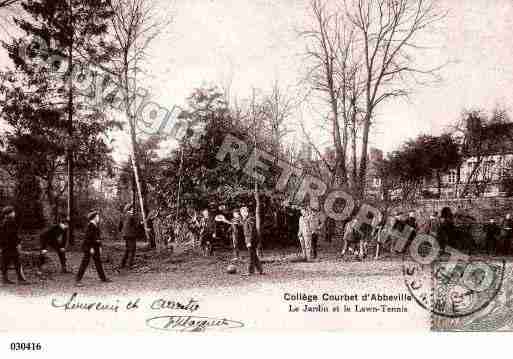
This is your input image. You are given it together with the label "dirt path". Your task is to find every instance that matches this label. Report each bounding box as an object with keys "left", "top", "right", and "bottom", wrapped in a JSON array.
[
  {"left": 0, "top": 240, "right": 405, "bottom": 296},
  {"left": 4, "top": 239, "right": 510, "bottom": 298}
]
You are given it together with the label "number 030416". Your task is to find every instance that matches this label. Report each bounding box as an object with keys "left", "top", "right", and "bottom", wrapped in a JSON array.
[{"left": 10, "top": 342, "right": 42, "bottom": 351}]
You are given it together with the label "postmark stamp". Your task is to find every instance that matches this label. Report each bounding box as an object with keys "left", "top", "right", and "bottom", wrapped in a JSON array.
[{"left": 403, "top": 255, "right": 505, "bottom": 319}]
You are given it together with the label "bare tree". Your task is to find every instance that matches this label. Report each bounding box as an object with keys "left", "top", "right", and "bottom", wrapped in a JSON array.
[
  {"left": 345, "top": 0, "right": 446, "bottom": 197},
  {"left": 301, "top": 0, "right": 445, "bottom": 198},
  {"left": 300, "top": 0, "right": 363, "bottom": 187},
  {"left": 108, "top": 0, "right": 172, "bottom": 248},
  {"left": 262, "top": 80, "right": 295, "bottom": 157}
]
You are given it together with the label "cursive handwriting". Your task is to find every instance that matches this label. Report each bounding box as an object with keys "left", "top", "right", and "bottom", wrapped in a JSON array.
[
  {"left": 146, "top": 315, "right": 244, "bottom": 332},
  {"left": 51, "top": 293, "right": 120, "bottom": 312},
  {"left": 150, "top": 298, "right": 200, "bottom": 312}
]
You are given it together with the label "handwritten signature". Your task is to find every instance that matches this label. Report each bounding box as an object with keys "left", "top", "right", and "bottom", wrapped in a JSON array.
[{"left": 146, "top": 315, "right": 244, "bottom": 332}]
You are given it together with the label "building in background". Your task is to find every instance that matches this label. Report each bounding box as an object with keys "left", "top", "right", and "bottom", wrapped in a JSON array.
[
  {"left": 422, "top": 121, "right": 513, "bottom": 199},
  {"left": 298, "top": 142, "right": 384, "bottom": 198}
]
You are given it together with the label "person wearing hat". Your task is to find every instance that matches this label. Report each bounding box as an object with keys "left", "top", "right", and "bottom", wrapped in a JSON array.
[
  {"left": 75, "top": 211, "right": 111, "bottom": 286},
  {"left": 240, "top": 206, "right": 263, "bottom": 275},
  {"left": 1, "top": 206, "right": 28, "bottom": 285},
  {"left": 119, "top": 204, "right": 138, "bottom": 269},
  {"left": 39, "top": 219, "right": 71, "bottom": 273}
]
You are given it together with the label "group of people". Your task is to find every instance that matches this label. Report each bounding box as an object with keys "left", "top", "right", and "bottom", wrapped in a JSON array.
[
  {"left": 420, "top": 208, "right": 513, "bottom": 256},
  {"left": 194, "top": 205, "right": 264, "bottom": 276},
  {"left": 1, "top": 200, "right": 268, "bottom": 287},
  {"left": 341, "top": 206, "right": 513, "bottom": 260},
  {"left": 1, "top": 206, "right": 111, "bottom": 286},
  {"left": 5, "top": 198, "right": 512, "bottom": 287},
  {"left": 339, "top": 208, "right": 447, "bottom": 260}
]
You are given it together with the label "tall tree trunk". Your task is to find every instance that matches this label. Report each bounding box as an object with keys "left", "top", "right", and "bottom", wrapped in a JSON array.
[
  {"left": 357, "top": 114, "right": 371, "bottom": 199},
  {"left": 456, "top": 164, "right": 461, "bottom": 198},
  {"left": 128, "top": 120, "right": 151, "bottom": 244},
  {"left": 436, "top": 170, "right": 442, "bottom": 198},
  {"left": 130, "top": 169, "right": 137, "bottom": 210},
  {"left": 120, "top": 51, "right": 151, "bottom": 245},
  {"left": 66, "top": 8, "right": 74, "bottom": 244},
  {"left": 351, "top": 114, "right": 357, "bottom": 190},
  {"left": 332, "top": 113, "right": 347, "bottom": 184},
  {"left": 255, "top": 184, "right": 262, "bottom": 257},
  {"left": 341, "top": 117, "right": 348, "bottom": 182}
]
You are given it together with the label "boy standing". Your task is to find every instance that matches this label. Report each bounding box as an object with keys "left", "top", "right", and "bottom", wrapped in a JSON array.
[
  {"left": 75, "top": 211, "right": 111, "bottom": 286},
  {"left": 240, "top": 206, "right": 263, "bottom": 275},
  {"left": 230, "top": 209, "right": 243, "bottom": 260},
  {"left": 197, "top": 208, "right": 216, "bottom": 256},
  {"left": 120, "top": 204, "right": 138, "bottom": 269},
  {"left": 1, "top": 206, "right": 28, "bottom": 285}
]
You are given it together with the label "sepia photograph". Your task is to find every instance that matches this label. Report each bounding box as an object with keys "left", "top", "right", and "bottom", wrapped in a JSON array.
[{"left": 1, "top": 0, "right": 513, "bottom": 347}]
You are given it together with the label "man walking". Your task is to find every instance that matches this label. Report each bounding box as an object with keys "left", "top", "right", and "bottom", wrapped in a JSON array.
[
  {"left": 39, "top": 220, "right": 71, "bottom": 273},
  {"left": 240, "top": 206, "right": 263, "bottom": 275},
  {"left": 119, "top": 204, "right": 138, "bottom": 270},
  {"left": 1, "top": 206, "right": 28, "bottom": 285},
  {"left": 75, "top": 211, "right": 111, "bottom": 286}
]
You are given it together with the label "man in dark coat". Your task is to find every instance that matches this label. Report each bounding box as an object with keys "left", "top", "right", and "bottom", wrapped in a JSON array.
[
  {"left": 437, "top": 207, "right": 455, "bottom": 254},
  {"left": 240, "top": 206, "right": 263, "bottom": 275},
  {"left": 198, "top": 208, "right": 216, "bottom": 256},
  {"left": 75, "top": 211, "right": 111, "bottom": 286},
  {"left": 1, "top": 206, "right": 28, "bottom": 285},
  {"left": 484, "top": 218, "right": 500, "bottom": 256},
  {"left": 500, "top": 213, "right": 513, "bottom": 256},
  {"left": 39, "top": 220, "right": 70, "bottom": 273},
  {"left": 120, "top": 204, "right": 138, "bottom": 269}
]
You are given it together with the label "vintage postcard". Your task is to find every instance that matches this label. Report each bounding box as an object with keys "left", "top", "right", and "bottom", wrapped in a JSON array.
[{"left": 1, "top": 0, "right": 513, "bottom": 345}]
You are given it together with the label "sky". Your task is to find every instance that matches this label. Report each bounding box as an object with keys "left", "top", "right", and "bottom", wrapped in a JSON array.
[{"left": 2, "top": 0, "right": 513, "bottom": 162}]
